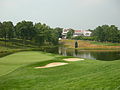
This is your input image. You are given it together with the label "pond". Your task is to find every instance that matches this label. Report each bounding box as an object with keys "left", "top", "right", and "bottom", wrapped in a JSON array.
[{"left": 43, "top": 47, "right": 120, "bottom": 61}]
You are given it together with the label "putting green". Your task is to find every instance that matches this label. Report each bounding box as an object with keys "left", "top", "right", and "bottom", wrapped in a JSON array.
[{"left": 0, "top": 51, "right": 57, "bottom": 76}]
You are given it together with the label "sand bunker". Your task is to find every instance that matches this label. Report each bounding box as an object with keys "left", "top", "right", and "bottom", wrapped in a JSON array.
[
  {"left": 63, "top": 58, "right": 84, "bottom": 61},
  {"left": 35, "top": 62, "right": 68, "bottom": 68}
]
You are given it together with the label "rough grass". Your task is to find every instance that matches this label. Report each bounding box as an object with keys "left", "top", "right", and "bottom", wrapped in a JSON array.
[
  {"left": 0, "top": 39, "right": 37, "bottom": 58},
  {"left": 0, "top": 51, "right": 120, "bottom": 90},
  {"left": 61, "top": 40, "right": 120, "bottom": 50},
  {"left": 0, "top": 39, "right": 37, "bottom": 50},
  {"left": 0, "top": 39, "right": 58, "bottom": 58}
]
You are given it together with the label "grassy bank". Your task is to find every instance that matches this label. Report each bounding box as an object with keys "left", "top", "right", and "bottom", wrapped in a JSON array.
[
  {"left": 89, "top": 41, "right": 120, "bottom": 46},
  {"left": 0, "top": 51, "right": 120, "bottom": 90},
  {"left": 0, "top": 39, "right": 36, "bottom": 56},
  {"left": 0, "top": 39, "right": 59, "bottom": 57},
  {"left": 61, "top": 40, "right": 120, "bottom": 50}
]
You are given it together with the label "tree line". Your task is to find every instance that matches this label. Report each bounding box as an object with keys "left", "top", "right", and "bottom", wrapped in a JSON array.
[
  {"left": 73, "top": 25, "right": 120, "bottom": 43},
  {"left": 92, "top": 25, "right": 120, "bottom": 43},
  {"left": 0, "top": 21, "right": 120, "bottom": 45},
  {"left": 0, "top": 21, "right": 63, "bottom": 46}
]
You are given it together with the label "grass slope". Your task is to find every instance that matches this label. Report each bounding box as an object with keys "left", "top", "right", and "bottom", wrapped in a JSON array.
[
  {"left": 0, "top": 51, "right": 59, "bottom": 76},
  {"left": 89, "top": 41, "right": 120, "bottom": 46},
  {"left": 0, "top": 51, "right": 120, "bottom": 90},
  {"left": 61, "top": 40, "right": 120, "bottom": 50},
  {"left": 0, "top": 39, "right": 38, "bottom": 58}
]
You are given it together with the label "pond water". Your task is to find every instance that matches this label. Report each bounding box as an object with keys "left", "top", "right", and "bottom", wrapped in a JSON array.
[{"left": 43, "top": 47, "right": 120, "bottom": 61}]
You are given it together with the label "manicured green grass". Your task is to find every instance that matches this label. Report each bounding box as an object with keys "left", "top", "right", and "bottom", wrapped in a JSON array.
[
  {"left": 0, "top": 51, "right": 120, "bottom": 90},
  {"left": 0, "top": 51, "right": 59, "bottom": 76}
]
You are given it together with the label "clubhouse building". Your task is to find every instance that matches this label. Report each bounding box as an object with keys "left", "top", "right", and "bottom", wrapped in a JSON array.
[{"left": 62, "top": 29, "right": 92, "bottom": 39}]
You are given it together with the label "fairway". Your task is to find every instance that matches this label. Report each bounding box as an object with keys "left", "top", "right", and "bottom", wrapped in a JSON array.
[{"left": 0, "top": 51, "right": 120, "bottom": 90}]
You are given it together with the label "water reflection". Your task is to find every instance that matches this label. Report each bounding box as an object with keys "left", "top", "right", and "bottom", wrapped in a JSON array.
[
  {"left": 58, "top": 47, "right": 96, "bottom": 60},
  {"left": 43, "top": 47, "right": 120, "bottom": 61},
  {"left": 58, "top": 47, "right": 120, "bottom": 60}
]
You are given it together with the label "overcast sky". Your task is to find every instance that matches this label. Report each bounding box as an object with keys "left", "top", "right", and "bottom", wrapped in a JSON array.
[{"left": 0, "top": 0, "right": 120, "bottom": 29}]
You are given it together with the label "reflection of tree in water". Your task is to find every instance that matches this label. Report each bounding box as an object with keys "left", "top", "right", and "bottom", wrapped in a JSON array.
[
  {"left": 57, "top": 47, "right": 120, "bottom": 61},
  {"left": 75, "top": 49, "right": 78, "bottom": 56},
  {"left": 58, "top": 47, "right": 67, "bottom": 56},
  {"left": 46, "top": 47, "right": 58, "bottom": 54},
  {"left": 75, "top": 51, "right": 95, "bottom": 60},
  {"left": 70, "top": 49, "right": 120, "bottom": 61},
  {"left": 58, "top": 47, "right": 62, "bottom": 55},
  {"left": 66, "top": 49, "right": 74, "bottom": 56},
  {"left": 90, "top": 51, "right": 120, "bottom": 61}
]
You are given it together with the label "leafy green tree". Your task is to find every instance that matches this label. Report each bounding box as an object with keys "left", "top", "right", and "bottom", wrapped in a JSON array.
[
  {"left": 95, "top": 26, "right": 105, "bottom": 41},
  {"left": 0, "top": 21, "right": 14, "bottom": 46},
  {"left": 34, "top": 23, "right": 59, "bottom": 45},
  {"left": 2, "top": 21, "right": 14, "bottom": 40},
  {"left": 92, "top": 25, "right": 120, "bottom": 43},
  {"left": 0, "top": 22, "right": 3, "bottom": 38},
  {"left": 116, "top": 30, "right": 120, "bottom": 43},
  {"left": 0, "top": 20, "right": 60, "bottom": 46},
  {"left": 34, "top": 23, "right": 46, "bottom": 45},
  {"left": 48, "top": 28, "right": 59, "bottom": 45},
  {"left": 15, "top": 21, "right": 35, "bottom": 44},
  {"left": 108, "top": 25, "right": 118, "bottom": 42},
  {"left": 54, "top": 27, "right": 63, "bottom": 38},
  {"left": 66, "top": 29, "right": 74, "bottom": 39}
]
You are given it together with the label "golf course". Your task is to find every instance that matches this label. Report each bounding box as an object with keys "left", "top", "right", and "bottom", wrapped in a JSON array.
[
  {"left": 0, "top": 21, "right": 120, "bottom": 90},
  {"left": 1, "top": 0, "right": 120, "bottom": 89},
  {"left": 0, "top": 51, "right": 120, "bottom": 90}
]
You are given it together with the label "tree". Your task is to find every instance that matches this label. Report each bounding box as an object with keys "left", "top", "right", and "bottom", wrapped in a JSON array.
[
  {"left": 34, "top": 23, "right": 59, "bottom": 45},
  {"left": 34, "top": 23, "right": 46, "bottom": 45},
  {"left": 0, "top": 20, "right": 59, "bottom": 46},
  {"left": 1, "top": 21, "right": 14, "bottom": 46},
  {"left": 92, "top": 25, "right": 120, "bottom": 43},
  {"left": 66, "top": 29, "right": 74, "bottom": 39},
  {"left": 15, "top": 21, "right": 35, "bottom": 44},
  {"left": 54, "top": 27, "right": 63, "bottom": 38},
  {"left": 116, "top": 30, "right": 120, "bottom": 43},
  {"left": 0, "top": 22, "right": 3, "bottom": 38},
  {"left": 2, "top": 21, "right": 14, "bottom": 40},
  {"left": 7, "top": 22, "right": 14, "bottom": 40},
  {"left": 48, "top": 28, "right": 59, "bottom": 45},
  {"left": 108, "top": 25, "right": 118, "bottom": 42}
]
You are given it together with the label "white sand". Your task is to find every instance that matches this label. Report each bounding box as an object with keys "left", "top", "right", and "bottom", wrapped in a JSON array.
[
  {"left": 63, "top": 58, "right": 84, "bottom": 61},
  {"left": 35, "top": 62, "right": 68, "bottom": 68}
]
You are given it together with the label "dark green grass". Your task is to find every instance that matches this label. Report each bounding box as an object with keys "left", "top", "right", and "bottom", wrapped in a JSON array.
[
  {"left": 0, "top": 39, "right": 59, "bottom": 58},
  {"left": 0, "top": 51, "right": 120, "bottom": 90},
  {"left": 0, "top": 38, "right": 37, "bottom": 58},
  {"left": 0, "top": 39, "right": 37, "bottom": 50}
]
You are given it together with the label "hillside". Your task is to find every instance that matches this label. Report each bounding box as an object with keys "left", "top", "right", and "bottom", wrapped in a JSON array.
[{"left": 61, "top": 40, "right": 120, "bottom": 50}]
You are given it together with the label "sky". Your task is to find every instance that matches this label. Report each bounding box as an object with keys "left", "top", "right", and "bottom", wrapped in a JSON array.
[{"left": 0, "top": 0, "right": 120, "bottom": 30}]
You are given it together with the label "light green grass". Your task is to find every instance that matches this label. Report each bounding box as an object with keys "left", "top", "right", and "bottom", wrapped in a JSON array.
[
  {"left": 0, "top": 51, "right": 120, "bottom": 90},
  {"left": 89, "top": 41, "right": 120, "bottom": 46},
  {"left": 0, "top": 51, "right": 59, "bottom": 76}
]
